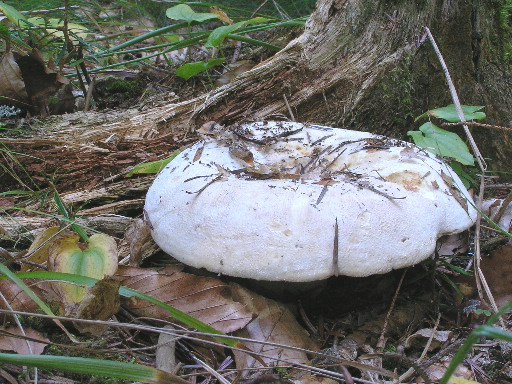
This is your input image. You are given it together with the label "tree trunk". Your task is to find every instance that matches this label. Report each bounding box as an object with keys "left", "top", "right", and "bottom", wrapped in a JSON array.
[{"left": 158, "top": 0, "right": 512, "bottom": 174}]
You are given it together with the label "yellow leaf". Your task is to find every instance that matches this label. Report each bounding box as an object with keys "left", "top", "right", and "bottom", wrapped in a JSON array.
[
  {"left": 448, "top": 378, "right": 480, "bottom": 384},
  {"left": 49, "top": 233, "right": 118, "bottom": 304},
  {"left": 209, "top": 6, "right": 233, "bottom": 24},
  {"left": 21, "top": 226, "right": 61, "bottom": 272}
]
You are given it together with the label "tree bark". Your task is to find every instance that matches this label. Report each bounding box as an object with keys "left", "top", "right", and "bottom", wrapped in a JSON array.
[{"left": 155, "top": 0, "right": 512, "bottom": 174}]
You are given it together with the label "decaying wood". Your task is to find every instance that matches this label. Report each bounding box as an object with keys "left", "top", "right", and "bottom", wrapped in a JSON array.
[{"left": 1, "top": 214, "right": 134, "bottom": 243}]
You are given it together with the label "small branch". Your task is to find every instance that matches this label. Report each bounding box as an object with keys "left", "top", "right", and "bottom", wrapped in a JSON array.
[
  {"left": 442, "top": 121, "right": 512, "bottom": 133},
  {"left": 424, "top": 27, "right": 504, "bottom": 325},
  {"left": 333, "top": 217, "right": 339, "bottom": 277},
  {"left": 283, "top": 94, "right": 296, "bottom": 121},
  {"left": 424, "top": 27, "right": 486, "bottom": 171},
  {"left": 493, "top": 190, "right": 512, "bottom": 225}
]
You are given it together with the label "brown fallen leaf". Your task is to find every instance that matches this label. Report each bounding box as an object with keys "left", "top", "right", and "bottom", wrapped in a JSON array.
[
  {"left": 0, "top": 51, "right": 29, "bottom": 107},
  {"left": 0, "top": 327, "right": 49, "bottom": 355},
  {"left": 118, "top": 265, "right": 253, "bottom": 334},
  {"left": 231, "top": 284, "right": 318, "bottom": 375},
  {"left": 454, "top": 244, "right": 512, "bottom": 308},
  {"left": 0, "top": 279, "right": 45, "bottom": 322},
  {"left": 15, "top": 48, "right": 69, "bottom": 115},
  {"left": 73, "top": 278, "right": 122, "bottom": 335},
  {"left": 404, "top": 329, "right": 453, "bottom": 351},
  {"left": 0, "top": 49, "right": 68, "bottom": 115},
  {"left": 122, "top": 218, "right": 153, "bottom": 266},
  {"left": 423, "top": 356, "right": 474, "bottom": 383},
  {"left": 214, "top": 60, "right": 255, "bottom": 88}
]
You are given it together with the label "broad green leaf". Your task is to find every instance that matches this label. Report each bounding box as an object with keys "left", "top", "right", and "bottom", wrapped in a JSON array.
[
  {"left": 0, "top": 353, "right": 188, "bottom": 384},
  {"left": 48, "top": 233, "right": 118, "bottom": 303},
  {"left": 126, "top": 150, "right": 180, "bottom": 177},
  {"left": 206, "top": 17, "right": 269, "bottom": 47},
  {"left": 449, "top": 161, "right": 475, "bottom": 189},
  {"left": 407, "top": 122, "right": 475, "bottom": 165},
  {"left": 415, "top": 104, "right": 486, "bottom": 122},
  {"left": 163, "top": 34, "right": 181, "bottom": 43},
  {"left": 165, "top": 4, "right": 219, "bottom": 23},
  {"left": 176, "top": 58, "right": 225, "bottom": 80},
  {"left": 0, "top": 1, "right": 30, "bottom": 27}
]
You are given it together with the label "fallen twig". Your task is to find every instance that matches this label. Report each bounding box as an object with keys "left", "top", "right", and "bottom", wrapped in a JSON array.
[{"left": 442, "top": 121, "right": 512, "bottom": 133}]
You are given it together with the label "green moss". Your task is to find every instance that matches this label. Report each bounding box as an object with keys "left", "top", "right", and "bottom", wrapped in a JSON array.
[
  {"left": 358, "top": 54, "right": 415, "bottom": 134},
  {"left": 105, "top": 79, "right": 138, "bottom": 97},
  {"left": 498, "top": 0, "right": 512, "bottom": 60}
]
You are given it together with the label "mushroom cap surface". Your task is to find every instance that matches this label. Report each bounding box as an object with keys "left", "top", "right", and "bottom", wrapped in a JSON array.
[{"left": 145, "top": 122, "right": 477, "bottom": 281}]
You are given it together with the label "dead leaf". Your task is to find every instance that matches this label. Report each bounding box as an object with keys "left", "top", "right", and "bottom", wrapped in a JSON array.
[
  {"left": 436, "top": 231, "right": 470, "bottom": 256},
  {"left": 0, "top": 279, "right": 44, "bottom": 322},
  {"left": 118, "top": 265, "right": 253, "bottom": 334},
  {"left": 424, "top": 356, "right": 474, "bottom": 383},
  {"left": 0, "top": 51, "right": 29, "bottom": 107},
  {"left": 404, "top": 328, "right": 453, "bottom": 351},
  {"left": 0, "top": 327, "right": 49, "bottom": 355},
  {"left": 453, "top": 244, "right": 512, "bottom": 308},
  {"left": 122, "top": 218, "right": 153, "bottom": 266},
  {"left": 230, "top": 284, "right": 317, "bottom": 375},
  {"left": 73, "top": 278, "right": 122, "bottom": 335},
  {"left": 214, "top": 61, "right": 256, "bottom": 88},
  {"left": 14, "top": 48, "right": 69, "bottom": 115},
  {"left": 209, "top": 6, "right": 233, "bottom": 24},
  {"left": 0, "top": 49, "right": 68, "bottom": 115}
]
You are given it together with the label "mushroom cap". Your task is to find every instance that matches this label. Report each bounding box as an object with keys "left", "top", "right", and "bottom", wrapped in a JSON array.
[{"left": 145, "top": 122, "right": 477, "bottom": 282}]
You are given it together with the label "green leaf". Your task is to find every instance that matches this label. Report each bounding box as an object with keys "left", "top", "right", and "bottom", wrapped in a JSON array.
[
  {"left": 0, "top": 1, "right": 30, "bottom": 27},
  {"left": 0, "top": 353, "right": 188, "bottom": 384},
  {"left": 407, "top": 122, "right": 475, "bottom": 165},
  {"left": 205, "top": 17, "right": 269, "bottom": 47},
  {"left": 415, "top": 104, "right": 486, "bottom": 122},
  {"left": 165, "top": 4, "right": 219, "bottom": 23},
  {"left": 175, "top": 58, "right": 225, "bottom": 80},
  {"left": 126, "top": 150, "right": 180, "bottom": 177},
  {"left": 449, "top": 161, "right": 475, "bottom": 189}
]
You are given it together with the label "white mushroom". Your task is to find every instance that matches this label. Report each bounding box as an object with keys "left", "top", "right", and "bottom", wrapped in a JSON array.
[{"left": 144, "top": 121, "right": 477, "bottom": 282}]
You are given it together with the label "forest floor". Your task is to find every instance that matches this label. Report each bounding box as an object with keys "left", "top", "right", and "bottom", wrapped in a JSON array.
[{"left": 0, "top": 8, "right": 512, "bottom": 384}]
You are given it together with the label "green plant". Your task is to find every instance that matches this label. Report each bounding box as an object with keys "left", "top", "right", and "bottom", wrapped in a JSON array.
[
  {"left": 164, "top": 4, "right": 281, "bottom": 79},
  {"left": 407, "top": 104, "right": 486, "bottom": 187},
  {"left": 0, "top": 353, "right": 188, "bottom": 383},
  {"left": 499, "top": 0, "right": 512, "bottom": 60},
  {"left": 439, "top": 301, "right": 512, "bottom": 384}
]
